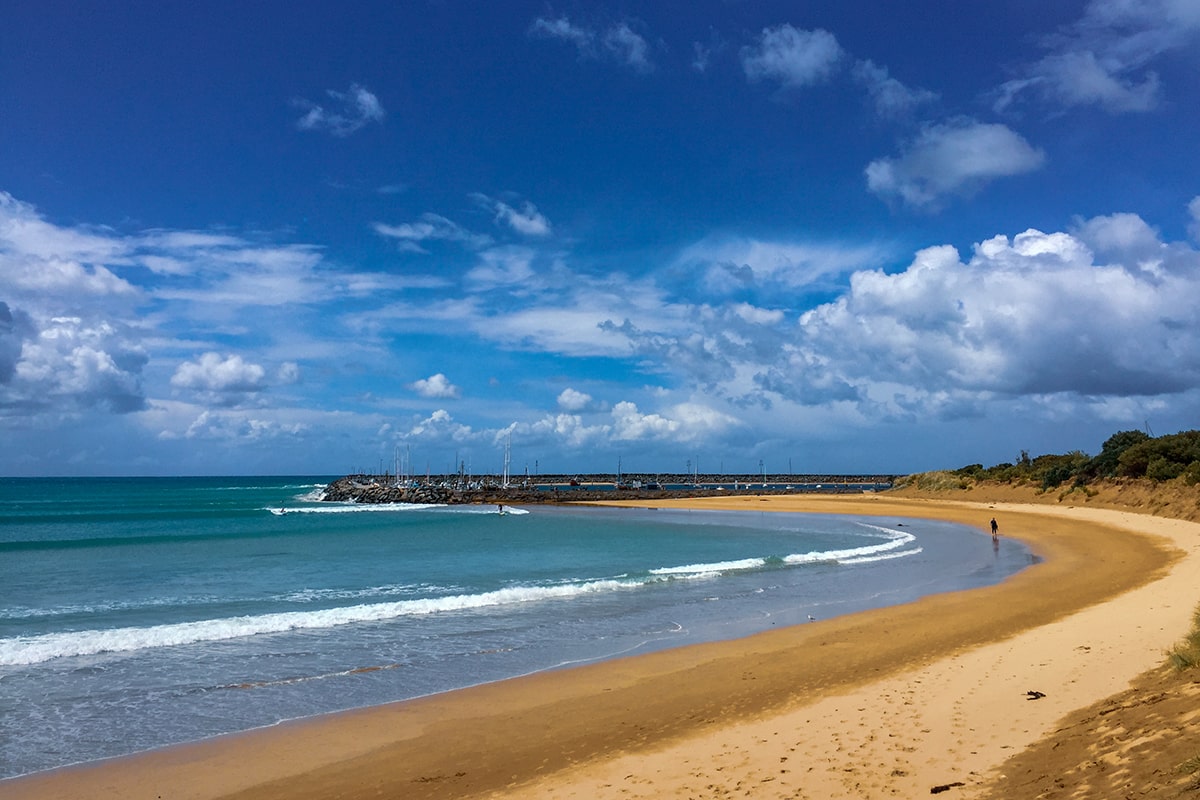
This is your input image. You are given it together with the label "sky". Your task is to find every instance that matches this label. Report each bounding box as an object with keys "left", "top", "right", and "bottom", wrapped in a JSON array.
[{"left": 2, "top": 1, "right": 1200, "bottom": 477}]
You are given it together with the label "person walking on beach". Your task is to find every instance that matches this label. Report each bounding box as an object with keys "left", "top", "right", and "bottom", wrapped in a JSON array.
[{"left": 990, "top": 517, "right": 999, "bottom": 541}]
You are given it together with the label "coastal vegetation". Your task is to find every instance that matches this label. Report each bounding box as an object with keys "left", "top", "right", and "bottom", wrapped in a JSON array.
[
  {"left": 1167, "top": 602, "right": 1200, "bottom": 671},
  {"left": 893, "top": 429, "right": 1200, "bottom": 521},
  {"left": 949, "top": 429, "right": 1200, "bottom": 489}
]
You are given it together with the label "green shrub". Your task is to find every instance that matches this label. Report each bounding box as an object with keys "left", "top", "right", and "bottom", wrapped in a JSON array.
[
  {"left": 1146, "top": 455, "right": 1185, "bottom": 481},
  {"left": 1083, "top": 430, "right": 1150, "bottom": 478},
  {"left": 1184, "top": 462, "right": 1200, "bottom": 486},
  {"left": 1119, "top": 431, "right": 1200, "bottom": 480}
]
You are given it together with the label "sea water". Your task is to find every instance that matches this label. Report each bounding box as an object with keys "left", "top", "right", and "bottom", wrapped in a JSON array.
[{"left": 0, "top": 477, "right": 1031, "bottom": 779}]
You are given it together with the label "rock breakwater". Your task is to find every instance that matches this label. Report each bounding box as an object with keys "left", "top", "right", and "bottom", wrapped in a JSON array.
[{"left": 320, "top": 474, "right": 896, "bottom": 506}]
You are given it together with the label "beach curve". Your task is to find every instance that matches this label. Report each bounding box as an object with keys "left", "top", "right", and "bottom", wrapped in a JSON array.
[{"left": 3, "top": 494, "right": 1194, "bottom": 800}]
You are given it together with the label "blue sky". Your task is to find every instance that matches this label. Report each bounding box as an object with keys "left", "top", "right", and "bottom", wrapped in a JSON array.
[{"left": 2, "top": 1, "right": 1199, "bottom": 477}]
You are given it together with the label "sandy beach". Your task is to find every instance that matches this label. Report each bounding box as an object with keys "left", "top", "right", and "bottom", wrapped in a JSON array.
[{"left": 5, "top": 493, "right": 1198, "bottom": 800}]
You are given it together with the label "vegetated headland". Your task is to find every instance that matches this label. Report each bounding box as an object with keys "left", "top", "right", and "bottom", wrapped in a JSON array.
[
  {"left": 321, "top": 472, "right": 897, "bottom": 505},
  {"left": 893, "top": 428, "right": 1200, "bottom": 522}
]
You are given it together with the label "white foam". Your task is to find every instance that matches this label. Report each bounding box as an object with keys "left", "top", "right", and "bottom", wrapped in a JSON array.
[
  {"left": 651, "top": 557, "right": 767, "bottom": 576},
  {"left": 839, "top": 547, "right": 924, "bottom": 565},
  {"left": 264, "top": 502, "right": 444, "bottom": 515},
  {"left": 0, "top": 578, "right": 652, "bottom": 666},
  {"left": 782, "top": 523, "right": 917, "bottom": 565},
  {"left": 264, "top": 502, "right": 531, "bottom": 515}
]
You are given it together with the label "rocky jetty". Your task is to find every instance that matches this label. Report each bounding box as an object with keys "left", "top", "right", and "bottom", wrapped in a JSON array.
[{"left": 320, "top": 473, "right": 896, "bottom": 506}]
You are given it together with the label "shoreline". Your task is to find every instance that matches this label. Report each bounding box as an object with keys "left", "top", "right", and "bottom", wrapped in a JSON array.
[{"left": 4, "top": 494, "right": 1195, "bottom": 799}]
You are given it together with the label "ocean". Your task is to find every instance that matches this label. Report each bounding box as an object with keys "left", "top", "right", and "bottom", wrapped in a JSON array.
[{"left": 0, "top": 476, "right": 1031, "bottom": 779}]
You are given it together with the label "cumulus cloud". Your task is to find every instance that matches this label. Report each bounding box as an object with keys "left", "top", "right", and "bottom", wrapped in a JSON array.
[
  {"left": 865, "top": 119, "right": 1046, "bottom": 209},
  {"left": 1189, "top": 196, "right": 1200, "bottom": 243},
  {"left": 852, "top": 59, "right": 938, "bottom": 119},
  {"left": 529, "top": 16, "right": 653, "bottom": 72},
  {"left": 171, "top": 353, "right": 268, "bottom": 402},
  {"left": 610, "top": 400, "right": 739, "bottom": 442},
  {"left": 611, "top": 400, "right": 678, "bottom": 439},
  {"left": 6, "top": 317, "right": 147, "bottom": 413},
  {"left": 557, "top": 387, "right": 594, "bottom": 412},
  {"left": 786, "top": 214, "right": 1200, "bottom": 411},
  {"left": 1, "top": 195, "right": 148, "bottom": 414},
  {"left": 506, "top": 412, "right": 609, "bottom": 449},
  {"left": 178, "top": 409, "right": 306, "bottom": 441},
  {"left": 561, "top": 205, "right": 1200, "bottom": 428},
  {"left": 408, "top": 373, "right": 461, "bottom": 399},
  {"left": 741, "top": 24, "right": 843, "bottom": 90},
  {"left": 407, "top": 408, "right": 473, "bottom": 441},
  {"left": 293, "top": 83, "right": 385, "bottom": 136},
  {"left": 994, "top": 0, "right": 1200, "bottom": 113}
]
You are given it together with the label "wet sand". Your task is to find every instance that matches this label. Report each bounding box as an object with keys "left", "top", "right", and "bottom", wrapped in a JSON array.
[{"left": 5, "top": 494, "right": 1196, "bottom": 800}]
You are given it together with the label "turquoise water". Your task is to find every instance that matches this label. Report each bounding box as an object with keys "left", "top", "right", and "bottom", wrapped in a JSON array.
[{"left": 0, "top": 477, "right": 1030, "bottom": 778}]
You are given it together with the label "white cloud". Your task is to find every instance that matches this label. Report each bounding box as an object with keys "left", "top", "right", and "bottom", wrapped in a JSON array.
[
  {"left": 741, "top": 25, "right": 843, "bottom": 90},
  {"left": 865, "top": 119, "right": 1046, "bottom": 209},
  {"left": 557, "top": 387, "right": 594, "bottom": 412},
  {"left": 0, "top": 192, "right": 128, "bottom": 265},
  {"left": 731, "top": 303, "right": 785, "bottom": 326},
  {"left": 408, "top": 373, "right": 461, "bottom": 399},
  {"left": 994, "top": 0, "right": 1200, "bottom": 113},
  {"left": 529, "top": 16, "right": 591, "bottom": 49},
  {"left": 788, "top": 215, "right": 1200, "bottom": 410},
  {"left": 0, "top": 196, "right": 149, "bottom": 414},
  {"left": 179, "top": 409, "right": 306, "bottom": 441},
  {"left": 529, "top": 16, "right": 654, "bottom": 72},
  {"left": 611, "top": 400, "right": 680, "bottom": 440},
  {"left": 407, "top": 408, "right": 473, "bottom": 441},
  {"left": 602, "top": 22, "right": 653, "bottom": 73},
  {"left": 609, "top": 400, "right": 739, "bottom": 443},
  {"left": 465, "top": 246, "right": 536, "bottom": 289},
  {"left": 852, "top": 59, "right": 938, "bottom": 119},
  {"left": 7, "top": 317, "right": 147, "bottom": 413},
  {"left": 512, "top": 412, "right": 609, "bottom": 449},
  {"left": 1, "top": 195, "right": 139, "bottom": 307},
  {"left": 676, "top": 236, "right": 893, "bottom": 292},
  {"left": 293, "top": 83, "right": 385, "bottom": 136},
  {"left": 472, "top": 194, "right": 552, "bottom": 237},
  {"left": 1189, "top": 196, "right": 1200, "bottom": 243},
  {"left": 373, "top": 213, "right": 492, "bottom": 253},
  {"left": 171, "top": 352, "right": 267, "bottom": 394}
]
